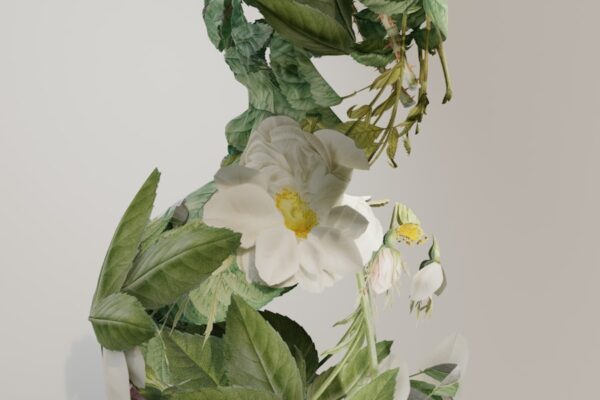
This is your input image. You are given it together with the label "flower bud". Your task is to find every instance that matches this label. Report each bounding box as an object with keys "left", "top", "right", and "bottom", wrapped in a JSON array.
[{"left": 369, "top": 247, "right": 405, "bottom": 294}]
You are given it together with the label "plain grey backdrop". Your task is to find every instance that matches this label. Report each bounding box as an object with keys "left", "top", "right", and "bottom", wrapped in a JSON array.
[{"left": 1, "top": 0, "right": 599, "bottom": 399}]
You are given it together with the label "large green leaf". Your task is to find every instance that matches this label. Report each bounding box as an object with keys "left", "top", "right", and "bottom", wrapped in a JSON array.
[
  {"left": 410, "top": 379, "right": 459, "bottom": 399},
  {"left": 423, "top": 0, "right": 448, "bottom": 38},
  {"left": 160, "top": 330, "right": 226, "bottom": 388},
  {"left": 309, "top": 341, "right": 392, "bottom": 399},
  {"left": 184, "top": 261, "right": 284, "bottom": 325},
  {"left": 270, "top": 34, "right": 341, "bottom": 112},
  {"left": 225, "top": 296, "right": 303, "bottom": 399},
  {"left": 122, "top": 221, "right": 241, "bottom": 309},
  {"left": 91, "top": 169, "right": 160, "bottom": 307},
  {"left": 348, "top": 368, "right": 399, "bottom": 400},
  {"left": 245, "top": 0, "right": 353, "bottom": 55},
  {"left": 261, "top": 310, "right": 319, "bottom": 379},
  {"left": 89, "top": 293, "right": 155, "bottom": 351},
  {"left": 359, "top": 0, "right": 421, "bottom": 15},
  {"left": 170, "top": 387, "right": 280, "bottom": 400}
]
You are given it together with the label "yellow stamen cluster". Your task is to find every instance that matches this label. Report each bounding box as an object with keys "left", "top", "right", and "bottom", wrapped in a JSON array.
[
  {"left": 275, "top": 188, "right": 318, "bottom": 239},
  {"left": 396, "top": 223, "right": 427, "bottom": 245}
]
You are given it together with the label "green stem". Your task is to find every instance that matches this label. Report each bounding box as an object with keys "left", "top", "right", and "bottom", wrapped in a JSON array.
[
  {"left": 437, "top": 39, "right": 453, "bottom": 104},
  {"left": 356, "top": 272, "right": 379, "bottom": 377}
]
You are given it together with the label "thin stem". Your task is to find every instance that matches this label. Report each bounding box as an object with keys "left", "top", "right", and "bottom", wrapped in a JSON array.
[
  {"left": 437, "top": 39, "right": 453, "bottom": 104},
  {"left": 356, "top": 272, "right": 379, "bottom": 376}
]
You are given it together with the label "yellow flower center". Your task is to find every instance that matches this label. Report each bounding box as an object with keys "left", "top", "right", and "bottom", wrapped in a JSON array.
[
  {"left": 275, "top": 188, "right": 318, "bottom": 239},
  {"left": 396, "top": 223, "right": 427, "bottom": 245}
]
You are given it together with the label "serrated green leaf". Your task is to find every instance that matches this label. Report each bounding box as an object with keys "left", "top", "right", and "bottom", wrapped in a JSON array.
[
  {"left": 261, "top": 310, "right": 319, "bottom": 379},
  {"left": 160, "top": 330, "right": 226, "bottom": 388},
  {"left": 184, "top": 261, "right": 284, "bottom": 326},
  {"left": 225, "top": 296, "right": 303, "bottom": 399},
  {"left": 270, "top": 34, "right": 341, "bottom": 112},
  {"left": 230, "top": 2, "right": 273, "bottom": 58},
  {"left": 245, "top": 0, "right": 353, "bottom": 55},
  {"left": 423, "top": 0, "right": 448, "bottom": 38},
  {"left": 122, "top": 222, "right": 241, "bottom": 309},
  {"left": 170, "top": 387, "right": 280, "bottom": 400},
  {"left": 92, "top": 169, "right": 160, "bottom": 307},
  {"left": 89, "top": 293, "right": 155, "bottom": 351},
  {"left": 349, "top": 368, "right": 399, "bottom": 400},
  {"left": 359, "top": 0, "right": 421, "bottom": 15},
  {"left": 309, "top": 341, "right": 393, "bottom": 399}
]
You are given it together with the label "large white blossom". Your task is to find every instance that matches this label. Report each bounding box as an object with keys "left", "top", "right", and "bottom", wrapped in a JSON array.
[
  {"left": 204, "top": 117, "right": 382, "bottom": 291},
  {"left": 102, "top": 348, "right": 145, "bottom": 400}
]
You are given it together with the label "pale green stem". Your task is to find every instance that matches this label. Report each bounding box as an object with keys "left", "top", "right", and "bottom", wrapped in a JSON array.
[{"left": 356, "top": 271, "right": 379, "bottom": 377}]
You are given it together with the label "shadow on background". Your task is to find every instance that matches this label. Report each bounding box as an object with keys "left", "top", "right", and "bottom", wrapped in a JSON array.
[{"left": 65, "top": 335, "right": 105, "bottom": 400}]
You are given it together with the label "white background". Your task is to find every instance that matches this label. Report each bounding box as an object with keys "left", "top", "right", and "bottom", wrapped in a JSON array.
[{"left": 1, "top": 1, "right": 599, "bottom": 399}]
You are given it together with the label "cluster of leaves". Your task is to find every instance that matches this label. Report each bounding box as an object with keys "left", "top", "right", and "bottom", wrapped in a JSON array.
[{"left": 204, "top": 0, "right": 450, "bottom": 167}]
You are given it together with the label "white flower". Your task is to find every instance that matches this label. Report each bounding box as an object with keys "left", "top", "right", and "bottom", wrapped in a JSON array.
[
  {"left": 369, "top": 247, "right": 405, "bottom": 294},
  {"left": 102, "top": 347, "right": 145, "bottom": 400},
  {"left": 410, "top": 262, "right": 444, "bottom": 303},
  {"left": 204, "top": 116, "right": 377, "bottom": 291}
]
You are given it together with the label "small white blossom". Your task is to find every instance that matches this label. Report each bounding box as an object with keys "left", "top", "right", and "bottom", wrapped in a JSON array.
[
  {"left": 410, "top": 262, "right": 444, "bottom": 307},
  {"left": 369, "top": 247, "right": 405, "bottom": 294}
]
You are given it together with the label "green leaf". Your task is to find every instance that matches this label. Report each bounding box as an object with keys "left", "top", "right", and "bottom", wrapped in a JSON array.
[
  {"left": 359, "top": 0, "right": 420, "bottom": 15},
  {"left": 225, "top": 107, "right": 273, "bottom": 152},
  {"left": 351, "top": 39, "right": 395, "bottom": 68},
  {"left": 309, "top": 341, "right": 393, "bottom": 399},
  {"left": 225, "top": 296, "right": 303, "bottom": 399},
  {"left": 122, "top": 222, "right": 241, "bottom": 309},
  {"left": 89, "top": 293, "right": 155, "bottom": 351},
  {"left": 337, "top": 121, "right": 383, "bottom": 150},
  {"left": 203, "top": 0, "right": 232, "bottom": 51},
  {"left": 170, "top": 387, "right": 280, "bottom": 400},
  {"left": 270, "top": 34, "right": 341, "bottom": 112},
  {"left": 245, "top": 0, "right": 353, "bottom": 55},
  {"left": 185, "top": 181, "right": 218, "bottom": 221},
  {"left": 410, "top": 379, "right": 459, "bottom": 399},
  {"left": 422, "top": 363, "right": 457, "bottom": 382},
  {"left": 92, "top": 169, "right": 160, "bottom": 307},
  {"left": 184, "top": 262, "right": 284, "bottom": 326},
  {"left": 145, "top": 336, "right": 173, "bottom": 387},
  {"left": 261, "top": 310, "right": 319, "bottom": 379},
  {"left": 160, "top": 330, "right": 226, "bottom": 388},
  {"left": 355, "top": 8, "right": 387, "bottom": 41},
  {"left": 423, "top": 0, "right": 448, "bottom": 38},
  {"left": 231, "top": 13, "right": 273, "bottom": 57},
  {"left": 395, "top": 202, "right": 421, "bottom": 225},
  {"left": 348, "top": 368, "right": 399, "bottom": 400}
]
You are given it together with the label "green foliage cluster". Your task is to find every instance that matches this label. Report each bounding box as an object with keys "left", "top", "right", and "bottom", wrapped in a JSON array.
[
  {"left": 89, "top": 1, "right": 459, "bottom": 399},
  {"left": 205, "top": 0, "right": 450, "bottom": 167}
]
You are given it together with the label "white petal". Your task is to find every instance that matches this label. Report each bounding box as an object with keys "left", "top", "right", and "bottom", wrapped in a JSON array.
[
  {"left": 410, "top": 262, "right": 444, "bottom": 301},
  {"left": 237, "top": 247, "right": 262, "bottom": 284},
  {"left": 203, "top": 183, "right": 283, "bottom": 248},
  {"left": 297, "top": 237, "right": 325, "bottom": 277},
  {"left": 306, "top": 172, "right": 348, "bottom": 216},
  {"left": 102, "top": 350, "right": 130, "bottom": 400},
  {"left": 325, "top": 205, "right": 368, "bottom": 239},
  {"left": 309, "top": 227, "right": 364, "bottom": 275},
  {"left": 214, "top": 165, "right": 267, "bottom": 189},
  {"left": 422, "top": 334, "right": 469, "bottom": 385},
  {"left": 124, "top": 347, "right": 145, "bottom": 389},
  {"left": 255, "top": 227, "right": 300, "bottom": 286},
  {"left": 314, "top": 129, "right": 369, "bottom": 171},
  {"left": 341, "top": 195, "right": 384, "bottom": 265},
  {"left": 369, "top": 248, "right": 396, "bottom": 294},
  {"left": 297, "top": 268, "right": 339, "bottom": 292}
]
